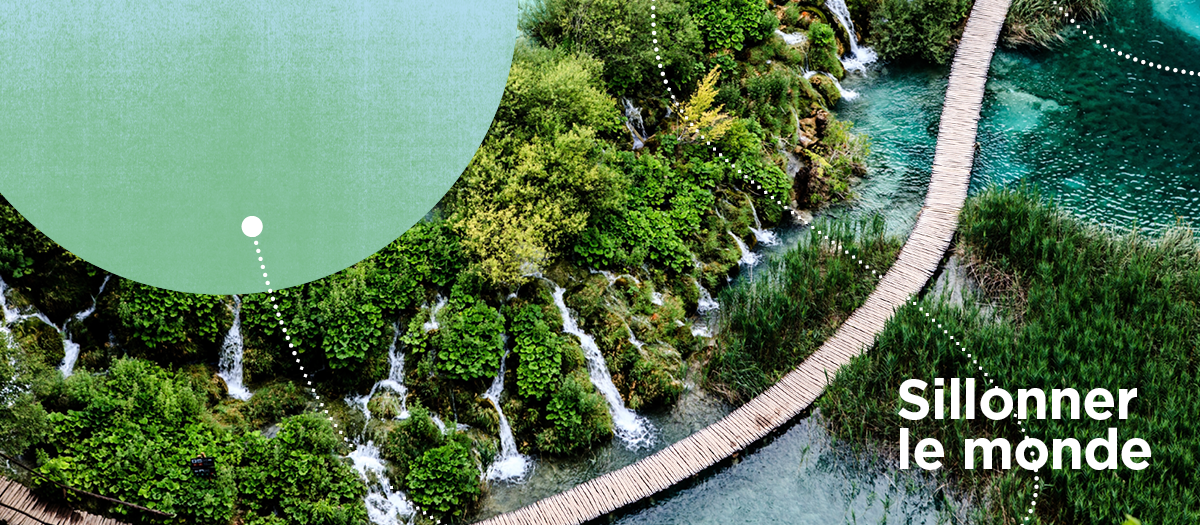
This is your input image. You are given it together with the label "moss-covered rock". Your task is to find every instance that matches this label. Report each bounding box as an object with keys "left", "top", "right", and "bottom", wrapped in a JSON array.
[
  {"left": 810, "top": 73, "right": 842, "bottom": 106},
  {"left": 11, "top": 317, "right": 63, "bottom": 368}
]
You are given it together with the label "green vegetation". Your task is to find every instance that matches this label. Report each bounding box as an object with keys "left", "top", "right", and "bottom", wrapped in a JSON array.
[
  {"left": 870, "top": 0, "right": 970, "bottom": 64},
  {"left": 29, "top": 358, "right": 365, "bottom": 524},
  {"left": 821, "top": 188, "right": 1200, "bottom": 524},
  {"left": 0, "top": 0, "right": 884, "bottom": 521},
  {"left": 707, "top": 214, "right": 901, "bottom": 401},
  {"left": 1003, "top": 0, "right": 1107, "bottom": 47},
  {"left": 809, "top": 22, "right": 846, "bottom": 77}
]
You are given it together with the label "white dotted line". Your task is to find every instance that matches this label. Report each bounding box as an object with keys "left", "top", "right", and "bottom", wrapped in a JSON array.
[
  {"left": 908, "top": 299, "right": 1040, "bottom": 520},
  {"left": 251, "top": 239, "right": 348, "bottom": 444},
  {"left": 650, "top": 0, "right": 792, "bottom": 212},
  {"left": 1057, "top": 2, "right": 1197, "bottom": 77}
]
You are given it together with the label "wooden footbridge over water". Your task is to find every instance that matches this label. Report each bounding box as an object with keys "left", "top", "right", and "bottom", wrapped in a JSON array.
[{"left": 476, "top": 0, "right": 1012, "bottom": 522}]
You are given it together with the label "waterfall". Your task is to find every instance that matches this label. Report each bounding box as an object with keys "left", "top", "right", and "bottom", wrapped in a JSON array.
[
  {"left": 746, "top": 198, "right": 780, "bottom": 247},
  {"left": 349, "top": 441, "right": 416, "bottom": 525},
  {"left": 483, "top": 350, "right": 532, "bottom": 482},
  {"left": 349, "top": 324, "right": 409, "bottom": 421},
  {"left": 824, "top": 0, "right": 878, "bottom": 72},
  {"left": 622, "top": 98, "right": 647, "bottom": 151},
  {"left": 804, "top": 70, "right": 859, "bottom": 102},
  {"left": 422, "top": 295, "right": 448, "bottom": 333},
  {"left": 775, "top": 29, "right": 807, "bottom": 46},
  {"left": 0, "top": 274, "right": 111, "bottom": 378},
  {"left": 728, "top": 231, "right": 760, "bottom": 266},
  {"left": 590, "top": 269, "right": 641, "bottom": 287},
  {"left": 547, "top": 281, "right": 654, "bottom": 449},
  {"left": 693, "top": 279, "right": 720, "bottom": 314},
  {"left": 651, "top": 292, "right": 664, "bottom": 306},
  {"left": 429, "top": 414, "right": 447, "bottom": 434},
  {"left": 217, "top": 295, "right": 252, "bottom": 401}
]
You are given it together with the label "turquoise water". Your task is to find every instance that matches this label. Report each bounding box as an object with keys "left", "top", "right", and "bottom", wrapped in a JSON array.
[{"left": 974, "top": 0, "right": 1200, "bottom": 230}]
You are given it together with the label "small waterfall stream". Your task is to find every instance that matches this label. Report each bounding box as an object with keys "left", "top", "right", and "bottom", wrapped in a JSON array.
[
  {"left": 547, "top": 281, "right": 654, "bottom": 449},
  {"left": 728, "top": 232, "right": 760, "bottom": 266},
  {"left": 217, "top": 295, "right": 252, "bottom": 401},
  {"left": 775, "top": 29, "right": 806, "bottom": 46},
  {"left": 422, "top": 295, "right": 448, "bottom": 333},
  {"left": 349, "top": 325, "right": 409, "bottom": 420},
  {"left": 483, "top": 350, "right": 532, "bottom": 482},
  {"left": 0, "top": 274, "right": 110, "bottom": 378},
  {"left": 824, "top": 0, "right": 878, "bottom": 72},
  {"left": 693, "top": 279, "right": 719, "bottom": 314},
  {"left": 622, "top": 98, "right": 647, "bottom": 150},
  {"left": 746, "top": 198, "right": 780, "bottom": 246},
  {"left": 804, "top": 71, "right": 859, "bottom": 101},
  {"left": 349, "top": 441, "right": 416, "bottom": 525}
]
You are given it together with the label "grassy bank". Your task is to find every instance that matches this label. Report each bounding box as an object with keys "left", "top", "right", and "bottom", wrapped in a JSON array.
[
  {"left": 820, "top": 187, "right": 1200, "bottom": 524},
  {"left": 706, "top": 214, "right": 902, "bottom": 402}
]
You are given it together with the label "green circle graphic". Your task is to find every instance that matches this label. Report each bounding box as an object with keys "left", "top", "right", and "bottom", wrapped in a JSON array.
[{"left": 0, "top": 1, "right": 516, "bottom": 294}]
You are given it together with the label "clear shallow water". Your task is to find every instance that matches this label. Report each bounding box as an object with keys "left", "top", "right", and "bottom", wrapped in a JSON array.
[
  {"left": 973, "top": 0, "right": 1200, "bottom": 230},
  {"left": 612, "top": 414, "right": 956, "bottom": 525}
]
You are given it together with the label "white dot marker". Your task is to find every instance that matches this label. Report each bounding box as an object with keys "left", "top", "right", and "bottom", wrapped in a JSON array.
[{"left": 242, "top": 216, "right": 263, "bottom": 238}]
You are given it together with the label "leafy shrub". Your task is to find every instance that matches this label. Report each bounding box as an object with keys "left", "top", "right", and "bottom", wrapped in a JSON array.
[
  {"left": 11, "top": 318, "right": 64, "bottom": 368},
  {"left": 807, "top": 22, "right": 845, "bottom": 77},
  {"left": 537, "top": 370, "right": 613, "bottom": 454},
  {"left": 244, "top": 381, "right": 309, "bottom": 428},
  {"left": 381, "top": 404, "right": 444, "bottom": 477},
  {"left": 521, "top": 0, "right": 705, "bottom": 98},
  {"left": 512, "top": 304, "right": 562, "bottom": 400},
  {"left": 114, "top": 280, "right": 229, "bottom": 360},
  {"left": 405, "top": 439, "right": 480, "bottom": 517},
  {"left": 236, "top": 413, "right": 367, "bottom": 524},
  {"left": 307, "top": 264, "right": 387, "bottom": 371},
  {"left": 437, "top": 300, "right": 505, "bottom": 382},
  {"left": 871, "top": 0, "right": 969, "bottom": 64},
  {"left": 368, "top": 219, "right": 464, "bottom": 316},
  {"left": 0, "top": 334, "right": 51, "bottom": 456},
  {"left": 690, "top": 0, "right": 770, "bottom": 51}
]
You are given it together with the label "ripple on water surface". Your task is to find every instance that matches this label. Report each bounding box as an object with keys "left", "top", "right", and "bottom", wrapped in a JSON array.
[{"left": 974, "top": 0, "right": 1200, "bottom": 230}]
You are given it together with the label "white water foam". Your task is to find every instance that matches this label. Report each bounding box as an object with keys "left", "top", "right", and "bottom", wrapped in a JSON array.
[
  {"left": 548, "top": 281, "right": 654, "bottom": 450},
  {"left": 747, "top": 198, "right": 780, "bottom": 247},
  {"left": 422, "top": 295, "right": 448, "bottom": 333},
  {"left": 217, "top": 295, "right": 253, "bottom": 401},
  {"left": 825, "top": 0, "right": 878, "bottom": 73},
  {"left": 349, "top": 441, "right": 415, "bottom": 525},
  {"left": 483, "top": 350, "right": 532, "bottom": 482},
  {"left": 728, "top": 231, "right": 760, "bottom": 266}
]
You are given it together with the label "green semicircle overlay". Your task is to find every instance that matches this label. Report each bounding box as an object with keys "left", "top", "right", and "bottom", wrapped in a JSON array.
[{"left": 0, "top": 0, "right": 517, "bottom": 294}]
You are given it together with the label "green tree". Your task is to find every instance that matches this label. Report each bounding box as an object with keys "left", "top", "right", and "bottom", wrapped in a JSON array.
[
  {"left": 309, "top": 264, "right": 387, "bottom": 371},
  {"left": 521, "top": 0, "right": 705, "bottom": 98},
  {"left": 536, "top": 370, "right": 613, "bottom": 454},
  {"left": 114, "top": 280, "right": 229, "bottom": 361},
  {"left": 871, "top": 0, "right": 969, "bottom": 64}
]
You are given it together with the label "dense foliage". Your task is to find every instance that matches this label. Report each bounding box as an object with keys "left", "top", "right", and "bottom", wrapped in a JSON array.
[
  {"left": 511, "top": 305, "right": 563, "bottom": 400},
  {"left": 870, "top": 0, "right": 970, "bottom": 64},
  {"left": 30, "top": 358, "right": 365, "bottom": 524},
  {"left": 690, "top": 0, "right": 773, "bottom": 51},
  {"left": 821, "top": 188, "right": 1200, "bottom": 524},
  {"left": 404, "top": 439, "right": 480, "bottom": 517},
  {"left": 808, "top": 22, "right": 846, "bottom": 77},
  {"left": 436, "top": 299, "right": 506, "bottom": 382},
  {"left": 707, "top": 214, "right": 901, "bottom": 401},
  {"left": 114, "top": 281, "right": 230, "bottom": 361}
]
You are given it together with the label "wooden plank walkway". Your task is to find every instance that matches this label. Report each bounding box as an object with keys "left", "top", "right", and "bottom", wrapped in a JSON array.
[
  {"left": 475, "top": 0, "right": 1012, "bottom": 522},
  {"left": 0, "top": 478, "right": 125, "bottom": 525}
]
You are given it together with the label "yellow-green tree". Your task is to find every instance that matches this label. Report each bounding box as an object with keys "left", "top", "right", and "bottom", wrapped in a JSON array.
[{"left": 675, "top": 67, "right": 734, "bottom": 143}]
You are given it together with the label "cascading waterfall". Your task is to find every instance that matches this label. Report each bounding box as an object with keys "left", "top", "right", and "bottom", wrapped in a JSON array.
[
  {"left": 590, "top": 269, "right": 641, "bottom": 287},
  {"left": 775, "top": 29, "right": 806, "bottom": 46},
  {"left": 422, "top": 295, "right": 448, "bottom": 333},
  {"left": 217, "top": 295, "right": 253, "bottom": 401},
  {"left": 547, "top": 281, "right": 654, "bottom": 449},
  {"left": 483, "top": 350, "right": 532, "bottom": 482},
  {"left": 693, "top": 279, "right": 720, "bottom": 314},
  {"left": 349, "top": 441, "right": 416, "bottom": 525},
  {"left": 622, "top": 98, "right": 647, "bottom": 150},
  {"left": 728, "top": 231, "right": 760, "bottom": 266},
  {"left": 804, "top": 70, "right": 859, "bottom": 102},
  {"left": 349, "top": 324, "right": 409, "bottom": 421},
  {"left": 0, "top": 274, "right": 111, "bottom": 377},
  {"left": 824, "top": 0, "right": 878, "bottom": 72},
  {"left": 746, "top": 198, "right": 780, "bottom": 246}
]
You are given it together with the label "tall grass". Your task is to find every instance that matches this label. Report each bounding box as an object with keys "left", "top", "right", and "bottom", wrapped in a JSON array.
[
  {"left": 820, "top": 187, "right": 1200, "bottom": 524},
  {"left": 705, "top": 214, "right": 901, "bottom": 402},
  {"left": 1003, "top": 0, "right": 1108, "bottom": 48}
]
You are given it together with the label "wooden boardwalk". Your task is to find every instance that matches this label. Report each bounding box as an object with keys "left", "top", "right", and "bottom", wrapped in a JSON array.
[
  {"left": 475, "top": 0, "right": 1011, "bottom": 522},
  {"left": 0, "top": 478, "right": 125, "bottom": 525}
]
